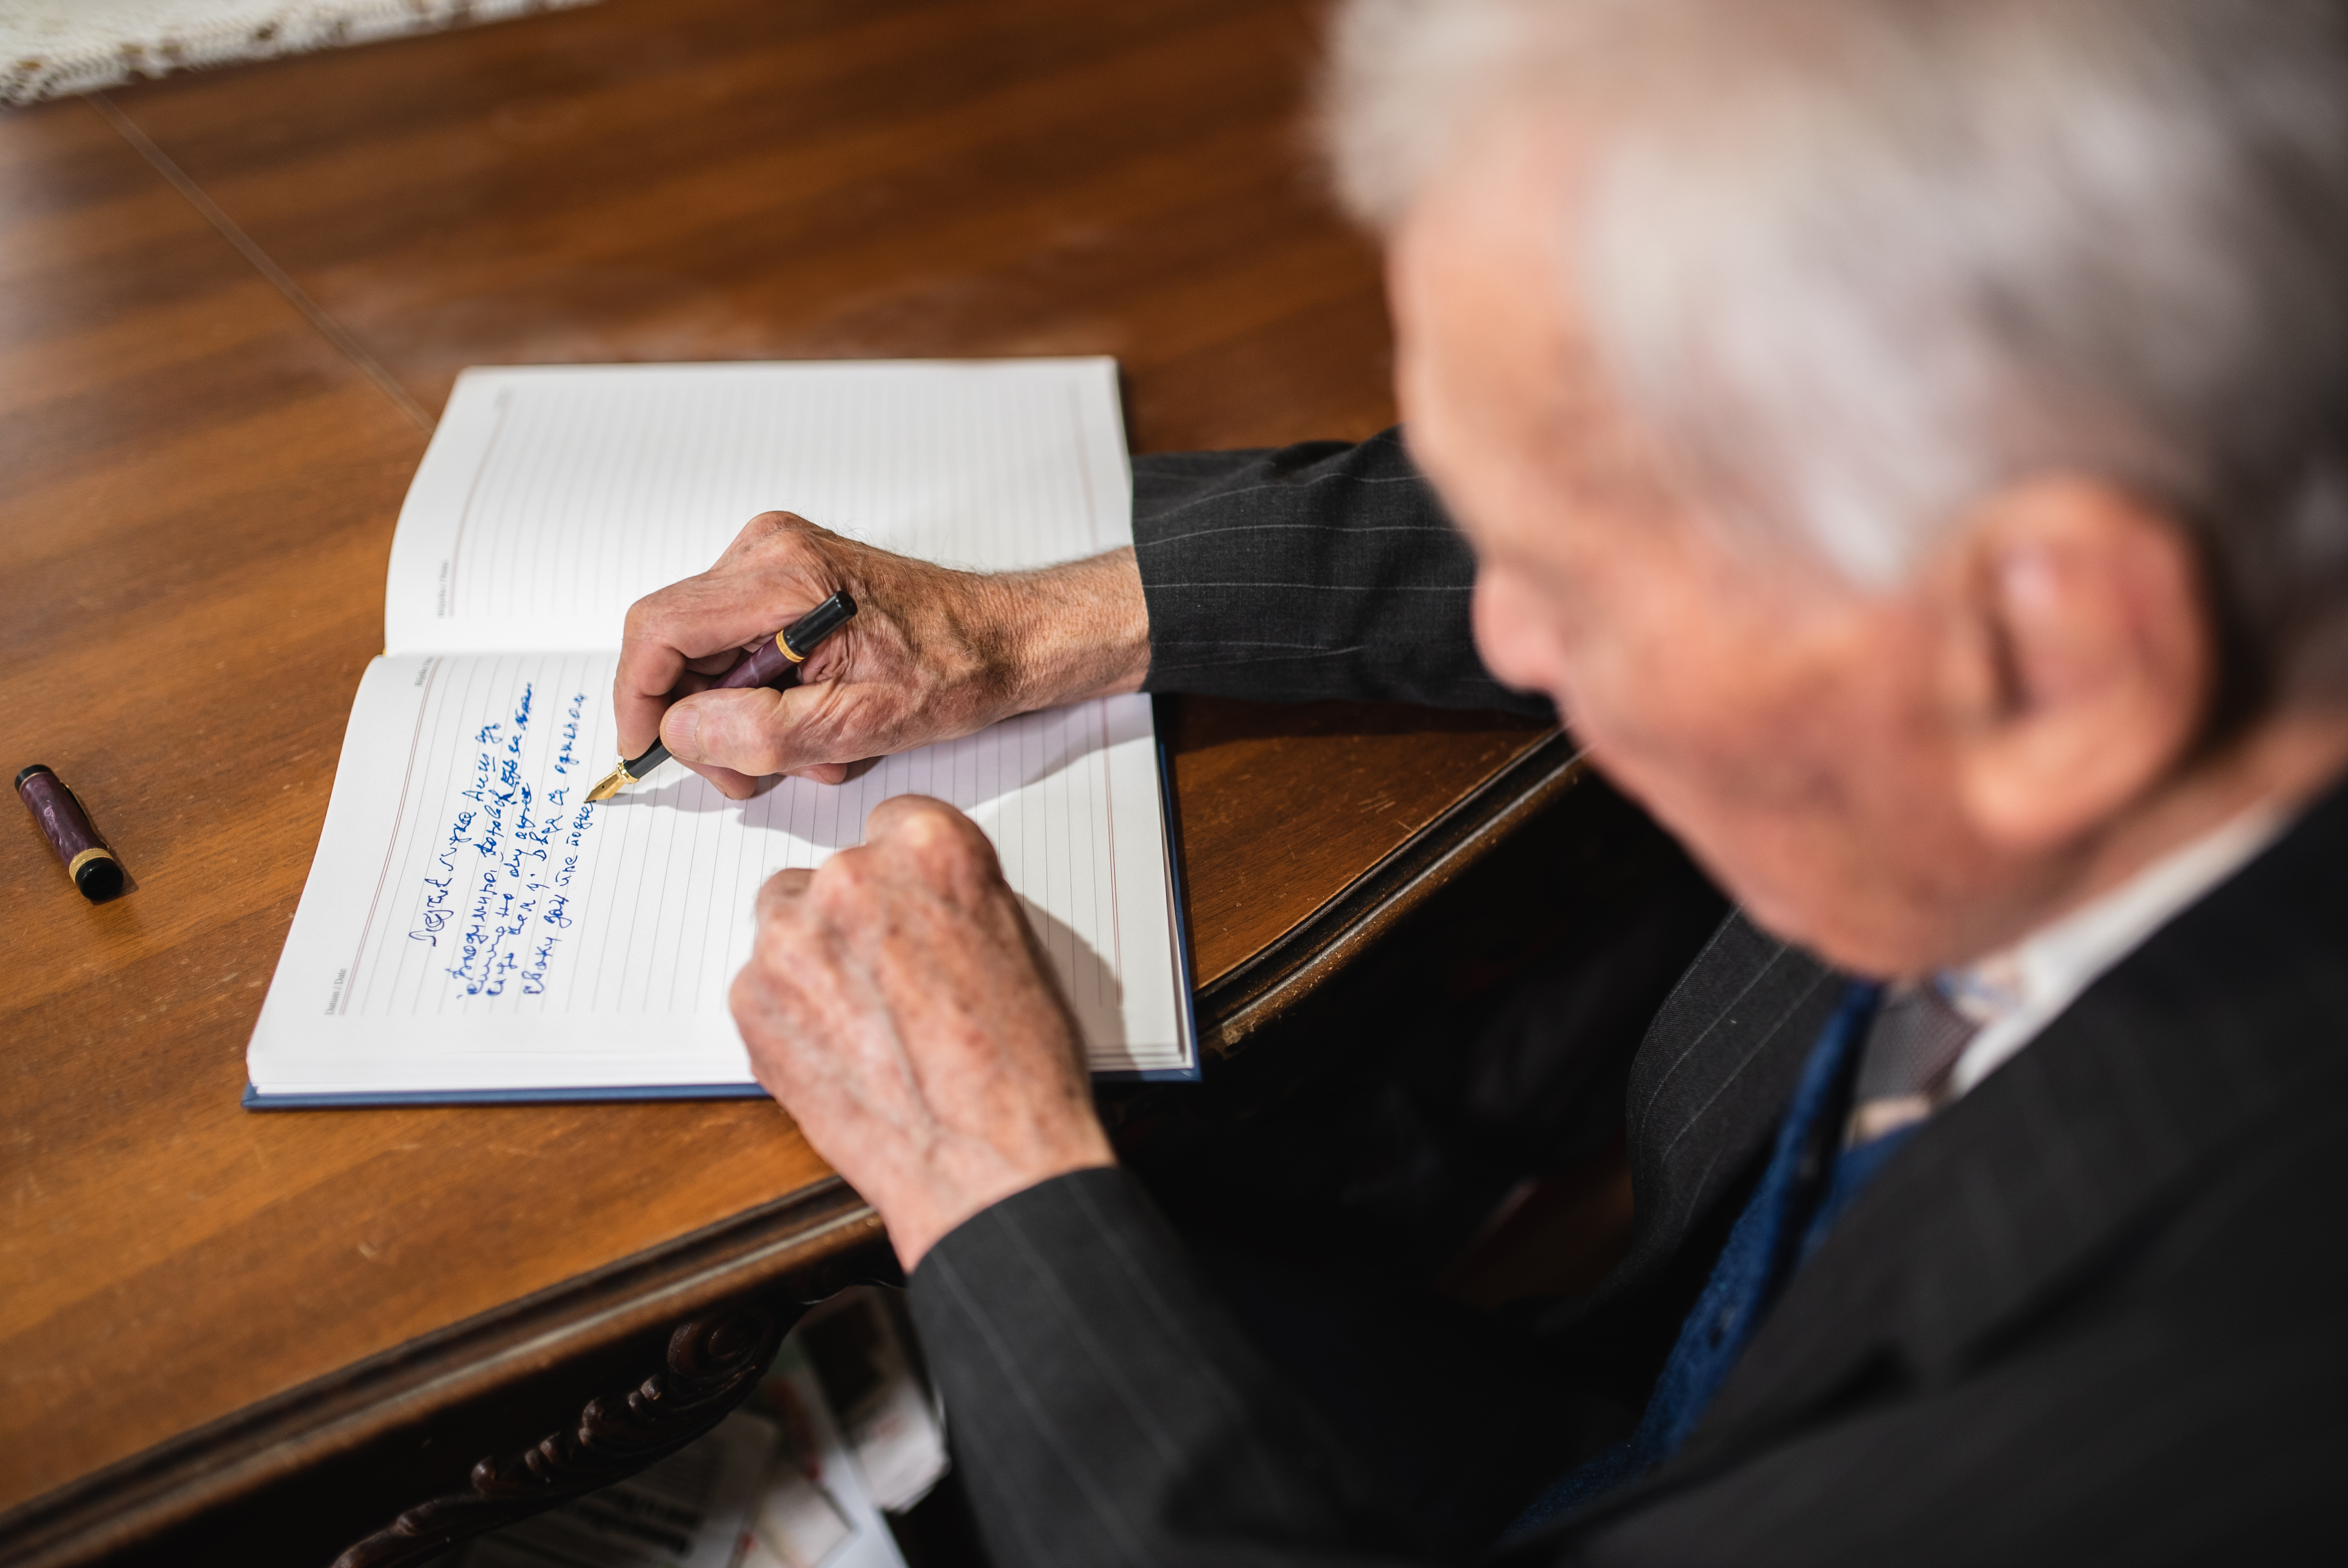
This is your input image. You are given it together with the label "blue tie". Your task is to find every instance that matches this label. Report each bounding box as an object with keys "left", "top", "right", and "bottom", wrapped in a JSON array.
[{"left": 1510, "top": 981, "right": 1899, "bottom": 1534}]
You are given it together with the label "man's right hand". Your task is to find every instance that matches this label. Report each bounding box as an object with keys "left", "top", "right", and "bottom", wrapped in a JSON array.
[{"left": 616, "top": 512, "right": 1150, "bottom": 798}]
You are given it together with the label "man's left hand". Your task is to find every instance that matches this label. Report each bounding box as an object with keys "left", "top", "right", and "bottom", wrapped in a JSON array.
[{"left": 730, "top": 795, "right": 1115, "bottom": 1270}]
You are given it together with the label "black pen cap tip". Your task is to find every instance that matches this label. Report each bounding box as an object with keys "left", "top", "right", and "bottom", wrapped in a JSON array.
[
  {"left": 75, "top": 857, "right": 125, "bottom": 902},
  {"left": 782, "top": 591, "right": 858, "bottom": 656}
]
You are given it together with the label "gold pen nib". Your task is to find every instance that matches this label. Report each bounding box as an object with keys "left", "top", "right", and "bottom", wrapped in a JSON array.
[{"left": 584, "top": 761, "right": 635, "bottom": 803}]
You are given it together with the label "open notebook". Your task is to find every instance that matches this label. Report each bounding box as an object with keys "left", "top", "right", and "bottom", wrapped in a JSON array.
[{"left": 245, "top": 359, "right": 1197, "bottom": 1106}]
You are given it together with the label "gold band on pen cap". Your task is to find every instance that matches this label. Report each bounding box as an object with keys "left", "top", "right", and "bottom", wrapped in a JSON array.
[{"left": 68, "top": 847, "right": 117, "bottom": 878}]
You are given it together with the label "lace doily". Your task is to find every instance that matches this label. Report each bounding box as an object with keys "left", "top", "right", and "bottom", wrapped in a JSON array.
[{"left": 1, "top": 0, "right": 596, "bottom": 107}]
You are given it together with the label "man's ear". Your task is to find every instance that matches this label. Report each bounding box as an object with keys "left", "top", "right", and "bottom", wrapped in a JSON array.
[{"left": 1940, "top": 477, "right": 2214, "bottom": 852}]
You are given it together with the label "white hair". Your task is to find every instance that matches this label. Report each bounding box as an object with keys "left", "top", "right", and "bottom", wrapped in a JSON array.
[{"left": 1325, "top": 0, "right": 2348, "bottom": 704}]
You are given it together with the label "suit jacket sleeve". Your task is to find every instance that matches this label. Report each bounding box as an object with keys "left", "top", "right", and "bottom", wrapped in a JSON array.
[
  {"left": 907, "top": 1165, "right": 1438, "bottom": 1567},
  {"left": 1133, "top": 430, "right": 1551, "bottom": 715}
]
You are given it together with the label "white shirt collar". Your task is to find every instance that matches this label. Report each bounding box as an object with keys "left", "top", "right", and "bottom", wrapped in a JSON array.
[{"left": 1935, "top": 802, "right": 2290, "bottom": 1100}]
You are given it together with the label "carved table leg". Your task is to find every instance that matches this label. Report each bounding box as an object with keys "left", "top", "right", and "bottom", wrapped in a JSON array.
[{"left": 331, "top": 1304, "right": 794, "bottom": 1568}]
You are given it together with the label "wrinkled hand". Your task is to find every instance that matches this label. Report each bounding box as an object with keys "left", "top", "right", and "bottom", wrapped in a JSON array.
[
  {"left": 617, "top": 512, "right": 1146, "bottom": 798},
  {"left": 730, "top": 795, "right": 1115, "bottom": 1269}
]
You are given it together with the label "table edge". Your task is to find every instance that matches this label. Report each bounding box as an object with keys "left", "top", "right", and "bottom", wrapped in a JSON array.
[
  {"left": 1193, "top": 729, "right": 1586, "bottom": 1055},
  {"left": 0, "top": 1180, "right": 889, "bottom": 1567}
]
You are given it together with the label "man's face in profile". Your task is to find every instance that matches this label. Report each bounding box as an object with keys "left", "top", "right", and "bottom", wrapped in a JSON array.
[{"left": 1388, "top": 115, "right": 2058, "bottom": 976}]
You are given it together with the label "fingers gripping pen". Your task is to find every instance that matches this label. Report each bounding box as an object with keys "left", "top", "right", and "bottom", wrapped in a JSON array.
[{"left": 586, "top": 590, "right": 858, "bottom": 803}]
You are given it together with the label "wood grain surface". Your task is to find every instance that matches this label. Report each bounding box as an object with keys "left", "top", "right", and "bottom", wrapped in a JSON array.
[
  {"left": 1167, "top": 701, "right": 1551, "bottom": 986},
  {"left": 0, "top": 97, "right": 842, "bottom": 1512},
  {"left": 101, "top": 0, "right": 1397, "bottom": 452},
  {"left": 0, "top": 0, "right": 1552, "bottom": 1541}
]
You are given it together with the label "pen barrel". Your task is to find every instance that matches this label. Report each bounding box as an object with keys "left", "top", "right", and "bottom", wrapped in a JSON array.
[
  {"left": 710, "top": 591, "right": 859, "bottom": 693},
  {"left": 712, "top": 633, "right": 804, "bottom": 693},
  {"left": 16, "top": 765, "right": 125, "bottom": 902}
]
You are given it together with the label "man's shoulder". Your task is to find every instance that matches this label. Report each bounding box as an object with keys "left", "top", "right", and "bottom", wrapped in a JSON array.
[{"left": 1531, "top": 789, "right": 2348, "bottom": 1565}]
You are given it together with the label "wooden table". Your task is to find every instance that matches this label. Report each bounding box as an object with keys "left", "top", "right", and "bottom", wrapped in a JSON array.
[{"left": 0, "top": 4, "right": 1571, "bottom": 1562}]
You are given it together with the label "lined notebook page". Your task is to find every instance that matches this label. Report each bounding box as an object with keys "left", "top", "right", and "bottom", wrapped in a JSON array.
[
  {"left": 248, "top": 654, "right": 1186, "bottom": 1094},
  {"left": 384, "top": 360, "right": 1131, "bottom": 654}
]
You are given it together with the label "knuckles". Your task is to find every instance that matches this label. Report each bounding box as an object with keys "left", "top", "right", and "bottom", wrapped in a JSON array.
[
  {"left": 740, "top": 511, "right": 834, "bottom": 563},
  {"left": 867, "top": 800, "right": 1005, "bottom": 904},
  {"left": 754, "top": 865, "right": 815, "bottom": 911},
  {"left": 871, "top": 796, "right": 989, "bottom": 857},
  {"left": 809, "top": 847, "right": 879, "bottom": 921},
  {"left": 745, "top": 803, "right": 1012, "bottom": 1005},
  {"left": 620, "top": 597, "right": 662, "bottom": 642},
  {"left": 630, "top": 509, "right": 843, "bottom": 650},
  {"left": 746, "top": 509, "right": 817, "bottom": 537}
]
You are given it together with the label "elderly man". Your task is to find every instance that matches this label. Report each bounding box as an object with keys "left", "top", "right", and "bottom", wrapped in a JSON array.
[{"left": 617, "top": 0, "right": 2348, "bottom": 1559}]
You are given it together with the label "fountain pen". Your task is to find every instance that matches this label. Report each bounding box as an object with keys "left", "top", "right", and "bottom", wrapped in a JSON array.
[{"left": 585, "top": 590, "right": 858, "bottom": 802}]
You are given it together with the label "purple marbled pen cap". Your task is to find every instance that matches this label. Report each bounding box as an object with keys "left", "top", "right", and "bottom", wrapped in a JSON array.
[{"left": 16, "top": 765, "right": 125, "bottom": 902}]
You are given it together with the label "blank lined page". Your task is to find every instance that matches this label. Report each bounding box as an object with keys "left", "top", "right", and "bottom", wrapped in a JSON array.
[
  {"left": 384, "top": 360, "right": 1130, "bottom": 654},
  {"left": 249, "top": 654, "right": 1187, "bottom": 1095}
]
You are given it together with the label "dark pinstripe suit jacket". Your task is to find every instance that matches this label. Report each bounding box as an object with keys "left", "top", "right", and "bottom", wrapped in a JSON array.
[{"left": 908, "top": 437, "right": 2348, "bottom": 1565}]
